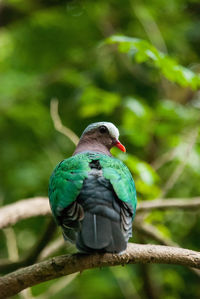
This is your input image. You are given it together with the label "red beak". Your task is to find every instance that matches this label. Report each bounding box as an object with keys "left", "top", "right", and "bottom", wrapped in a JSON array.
[{"left": 114, "top": 140, "right": 126, "bottom": 152}]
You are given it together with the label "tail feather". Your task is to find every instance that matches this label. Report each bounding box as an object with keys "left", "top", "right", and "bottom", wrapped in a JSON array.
[
  {"left": 106, "top": 222, "right": 127, "bottom": 253},
  {"left": 76, "top": 211, "right": 126, "bottom": 253}
]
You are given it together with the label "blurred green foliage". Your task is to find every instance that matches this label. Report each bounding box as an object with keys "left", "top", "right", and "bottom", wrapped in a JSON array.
[
  {"left": 106, "top": 35, "right": 200, "bottom": 89},
  {"left": 0, "top": 0, "right": 200, "bottom": 298}
]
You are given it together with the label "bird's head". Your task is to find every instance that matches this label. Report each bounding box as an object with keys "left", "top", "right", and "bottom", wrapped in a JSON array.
[{"left": 80, "top": 122, "right": 126, "bottom": 153}]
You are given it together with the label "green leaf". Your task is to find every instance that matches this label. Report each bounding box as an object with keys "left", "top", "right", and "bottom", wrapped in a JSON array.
[{"left": 105, "top": 35, "right": 200, "bottom": 89}]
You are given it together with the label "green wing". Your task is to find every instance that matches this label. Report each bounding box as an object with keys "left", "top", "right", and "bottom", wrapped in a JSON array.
[
  {"left": 49, "top": 152, "right": 137, "bottom": 223},
  {"left": 48, "top": 154, "right": 91, "bottom": 223},
  {"left": 98, "top": 155, "right": 137, "bottom": 219}
]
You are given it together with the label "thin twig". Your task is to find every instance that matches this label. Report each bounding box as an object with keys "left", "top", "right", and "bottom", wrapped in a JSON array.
[
  {"left": 136, "top": 198, "right": 200, "bottom": 212},
  {"left": 3, "top": 228, "right": 19, "bottom": 262},
  {"left": 50, "top": 98, "right": 79, "bottom": 146},
  {"left": 134, "top": 221, "right": 177, "bottom": 247},
  {"left": 132, "top": 4, "right": 168, "bottom": 53},
  {"left": 38, "top": 238, "right": 65, "bottom": 260},
  {"left": 151, "top": 148, "right": 177, "bottom": 170},
  {"left": 0, "top": 219, "right": 57, "bottom": 274}
]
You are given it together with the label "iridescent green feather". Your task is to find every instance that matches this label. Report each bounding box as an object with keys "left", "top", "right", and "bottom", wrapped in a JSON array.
[
  {"left": 99, "top": 155, "right": 137, "bottom": 218},
  {"left": 48, "top": 152, "right": 137, "bottom": 223},
  {"left": 49, "top": 154, "right": 91, "bottom": 223}
]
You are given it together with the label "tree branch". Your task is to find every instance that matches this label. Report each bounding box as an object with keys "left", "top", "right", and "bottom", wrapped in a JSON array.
[
  {"left": 1, "top": 197, "right": 200, "bottom": 229},
  {"left": 0, "top": 197, "right": 50, "bottom": 229},
  {"left": 0, "top": 243, "right": 200, "bottom": 298},
  {"left": 136, "top": 198, "right": 200, "bottom": 212}
]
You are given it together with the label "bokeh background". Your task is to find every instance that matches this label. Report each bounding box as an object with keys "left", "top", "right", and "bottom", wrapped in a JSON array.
[{"left": 0, "top": 0, "right": 200, "bottom": 298}]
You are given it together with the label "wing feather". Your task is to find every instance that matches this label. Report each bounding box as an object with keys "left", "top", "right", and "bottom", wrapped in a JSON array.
[{"left": 48, "top": 154, "right": 91, "bottom": 224}]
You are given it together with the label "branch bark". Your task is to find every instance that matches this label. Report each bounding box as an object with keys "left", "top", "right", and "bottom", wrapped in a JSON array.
[
  {"left": 1, "top": 197, "right": 200, "bottom": 229},
  {"left": 0, "top": 197, "right": 50, "bottom": 229},
  {"left": 136, "top": 197, "right": 200, "bottom": 212},
  {"left": 0, "top": 243, "right": 200, "bottom": 298}
]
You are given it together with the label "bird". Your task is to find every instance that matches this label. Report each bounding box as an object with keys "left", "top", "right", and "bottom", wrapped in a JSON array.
[{"left": 48, "top": 122, "right": 137, "bottom": 254}]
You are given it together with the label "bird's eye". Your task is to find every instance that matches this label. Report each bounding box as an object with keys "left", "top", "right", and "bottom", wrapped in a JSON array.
[{"left": 99, "top": 125, "right": 108, "bottom": 134}]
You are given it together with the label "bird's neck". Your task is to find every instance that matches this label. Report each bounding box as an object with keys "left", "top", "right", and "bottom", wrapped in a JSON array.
[{"left": 73, "top": 139, "right": 112, "bottom": 156}]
